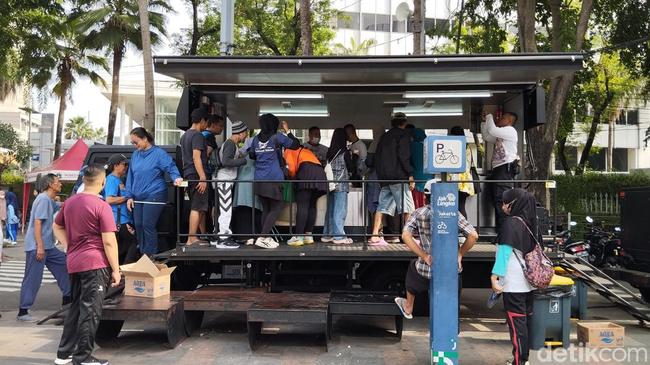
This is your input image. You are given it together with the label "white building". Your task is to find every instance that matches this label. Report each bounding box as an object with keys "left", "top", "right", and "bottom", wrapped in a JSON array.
[
  {"left": 0, "top": 86, "right": 42, "bottom": 141},
  {"left": 555, "top": 102, "right": 650, "bottom": 172},
  {"left": 101, "top": 79, "right": 183, "bottom": 145},
  {"left": 331, "top": 0, "right": 460, "bottom": 55}
]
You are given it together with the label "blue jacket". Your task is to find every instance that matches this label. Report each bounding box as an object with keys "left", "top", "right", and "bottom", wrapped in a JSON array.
[{"left": 125, "top": 146, "right": 181, "bottom": 201}]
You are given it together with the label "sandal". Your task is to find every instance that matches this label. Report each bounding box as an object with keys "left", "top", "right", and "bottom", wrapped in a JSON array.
[
  {"left": 394, "top": 297, "right": 413, "bottom": 319},
  {"left": 368, "top": 238, "right": 389, "bottom": 246}
]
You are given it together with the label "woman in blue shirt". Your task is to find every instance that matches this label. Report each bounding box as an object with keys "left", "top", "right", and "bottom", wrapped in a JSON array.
[
  {"left": 249, "top": 113, "right": 299, "bottom": 249},
  {"left": 490, "top": 188, "right": 536, "bottom": 365},
  {"left": 125, "top": 128, "right": 183, "bottom": 256}
]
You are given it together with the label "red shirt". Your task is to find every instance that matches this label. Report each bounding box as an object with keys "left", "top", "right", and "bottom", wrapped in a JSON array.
[{"left": 55, "top": 193, "right": 117, "bottom": 274}]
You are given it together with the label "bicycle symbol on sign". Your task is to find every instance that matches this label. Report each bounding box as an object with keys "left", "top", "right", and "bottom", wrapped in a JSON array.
[
  {"left": 437, "top": 221, "right": 448, "bottom": 230},
  {"left": 435, "top": 149, "right": 460, "bottom": 165}
]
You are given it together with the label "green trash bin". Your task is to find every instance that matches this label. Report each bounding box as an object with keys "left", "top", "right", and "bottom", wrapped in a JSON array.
[
  {"left": 529, "top": 285, "right": 573, "bottom": 349},
  {"left": 570, "top": 279, "right": 588, "bottom": 320}
]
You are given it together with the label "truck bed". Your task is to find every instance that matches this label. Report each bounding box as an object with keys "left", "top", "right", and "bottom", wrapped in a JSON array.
[{"left": 164, "top": 242, "right": 498, "bottom": 262}]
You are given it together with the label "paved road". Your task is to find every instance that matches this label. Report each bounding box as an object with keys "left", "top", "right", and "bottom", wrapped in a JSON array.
[{"left": 0, "top": 260, "right": 56, "bottom": 293}]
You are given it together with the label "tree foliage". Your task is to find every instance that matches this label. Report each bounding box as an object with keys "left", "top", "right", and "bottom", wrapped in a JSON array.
[
  {"left": 174, "top": 0, "right": 337, "bottom": 56},
  {"left": 0, "top": 123, "right": 33, "bottom": 174},
  {"left": 65, "top": 116, "right": 106, "bottom": 141}
]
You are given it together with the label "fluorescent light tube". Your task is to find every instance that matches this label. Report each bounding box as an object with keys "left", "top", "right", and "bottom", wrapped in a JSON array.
[
  {"left": 258, "top": 112, "right": 330, "bottom": 117},
  {"left": 237, "top": 92, "right": 324, "bottom": 99},
  {"left": 403, "top": 91, "right": 492, "bottom": 98},
  {"left": 402, "top": 112, "right": 463, "bottom": 117}
]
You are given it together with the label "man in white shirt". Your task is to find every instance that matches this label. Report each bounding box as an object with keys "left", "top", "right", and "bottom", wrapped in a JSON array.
[{"left": 481, "top": 112, "right": 519, "bottom": 232}]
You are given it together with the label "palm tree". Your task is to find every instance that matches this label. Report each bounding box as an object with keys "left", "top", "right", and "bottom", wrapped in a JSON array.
[
  {"left": 332, "top": 38, "right": 377, "bottom": 56},
  {"left": 65, "top": 116, "right": 93, "bottom": 140},
  {"left": 73, "top": 0, "right": 170, "bottom": 145},
  {"left": 138, "top": 0, "right": 156, "bottom": 132},
  {"left": 22, "top": 22, "right": 108, "bottom": 159}
]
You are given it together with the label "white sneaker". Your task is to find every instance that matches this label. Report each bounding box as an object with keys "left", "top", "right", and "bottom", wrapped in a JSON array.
[
  {"left": 287, "top": 236, "right": 304, "bottom": 247},
  {"left": 255, "top": 237, "right": 279, "bottom": 249},
  {"left": 245, "top": 239, "right": 255, "bottom": 246},
  {"left": 54, "top": 355, "right": 73, "bottom": 365},
  {"left": 303, "top": 235, "right": 315, "bottom": 244}
]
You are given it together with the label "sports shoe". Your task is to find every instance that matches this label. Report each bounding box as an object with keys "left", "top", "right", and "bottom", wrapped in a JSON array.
[
  {"left": 212, "top": 238, "right": 240, "bottom": 249},
  {"left": 303, "top": 235, "right": 315, "bottom": 244},
  {"left": 79, "top": 356, "right": 110, "bottom": 365},
  {"left": 321, "top": 236, "right": 334, "bottom": 243},
  {"left": 17, "top": 314, "right": 37, "bottom": 322},
  {"left": 245, "top": 238, "right": 255, "bottom": 246},
  {"left": 287, "top": 236, "right": 304, "bottom": 247},
  {"left": 332, "top": 238, "right": 353, "bottom": 245},
  {"left": 255, "top": 237, "right": 279, "bottom": 249},
  {"left": 54, "top": 355, "right": 72, "bottom": 365}
]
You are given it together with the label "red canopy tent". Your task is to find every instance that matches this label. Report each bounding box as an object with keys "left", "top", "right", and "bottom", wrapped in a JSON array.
[{"left": 21, "top": 139, "right": 89, "bottom": 230}]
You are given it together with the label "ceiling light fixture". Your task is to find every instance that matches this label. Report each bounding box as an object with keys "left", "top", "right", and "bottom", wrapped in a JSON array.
[
  {"left": 403, "top": 91, "right": 492, "bottom": 98},
  {"left": 401, "top": 112, "right": 463, "bottom": 117},
  {"left": 259, "top": 112, "right": 330, "bottom": 117},
  {"left": 237, "top": 92, "right": 324, "bottom": 99}
]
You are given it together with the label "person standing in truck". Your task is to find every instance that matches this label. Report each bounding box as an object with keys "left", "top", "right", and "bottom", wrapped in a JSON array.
[
  {"left": 211, "top": 120, "right": 249, "bottom": 249},
  {"left": 125, "top": 127, "right": 183, "bottom": 257},
  {"left": 202, "top": 115, "right": 225, "bottom": 234},
  {"left": 481, "top": 111, "right": 519, "bottom": 233}
]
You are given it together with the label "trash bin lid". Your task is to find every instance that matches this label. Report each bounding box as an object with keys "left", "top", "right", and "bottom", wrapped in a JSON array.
[{"left": 550, "top": 274, "right": 575, "bottom": 286}]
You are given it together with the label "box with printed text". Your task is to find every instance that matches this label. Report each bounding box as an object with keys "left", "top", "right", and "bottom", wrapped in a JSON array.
[{"left": 120, "top": 255, "right": 176, "bottom": 298}]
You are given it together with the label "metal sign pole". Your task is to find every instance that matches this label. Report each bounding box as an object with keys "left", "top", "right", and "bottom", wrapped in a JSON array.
[
  {"left": 424, "top": 135, "right": 466, "bottom": 365},
  {"left": 430, "top": 177, "right": 459, "bottom": 365}
]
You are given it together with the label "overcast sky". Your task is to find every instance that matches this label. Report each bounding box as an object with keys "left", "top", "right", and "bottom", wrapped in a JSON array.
[{"left": 42, "top": 0, "right": 190, "bottom": 129}]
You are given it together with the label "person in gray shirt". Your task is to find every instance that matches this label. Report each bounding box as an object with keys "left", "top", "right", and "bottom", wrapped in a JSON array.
[
  {"left": 303, "top": 126, "right": 328, "bottom": 166},
  {"left": 212, "top": 121, "right": 249, "bottom": 249}
]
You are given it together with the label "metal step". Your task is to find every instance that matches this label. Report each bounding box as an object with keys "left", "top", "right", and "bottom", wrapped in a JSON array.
[{"left": 562, "top": 258, "right": 650, "bottom": 323}]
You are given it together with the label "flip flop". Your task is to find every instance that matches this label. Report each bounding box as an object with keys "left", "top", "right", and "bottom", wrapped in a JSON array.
[
  {"left": 368, "top": 238, "right": 389, "bottom": 246},
  {"left": 394, "top": 297, "right": 413, "bottom": 319}
]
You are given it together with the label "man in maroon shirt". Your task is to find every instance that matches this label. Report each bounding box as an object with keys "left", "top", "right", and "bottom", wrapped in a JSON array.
[{"left": 53, "top": 165, "right": 120, "bottom": 365}]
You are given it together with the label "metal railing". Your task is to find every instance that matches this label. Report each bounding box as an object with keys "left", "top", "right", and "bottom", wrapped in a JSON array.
[{"left": 173, "top": 178, "right": 558, "bottom": 250}]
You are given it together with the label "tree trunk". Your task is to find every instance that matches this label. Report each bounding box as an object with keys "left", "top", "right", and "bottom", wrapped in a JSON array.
[
  {"left": 413, "top": 0, "right": 423, "bottom": 55},
  {"left": 53, "top": 84, "right": 68, "bottom": 160},
  {"left": 138, "top": 0, "right": 156, "bottom": 132},
  {"left": 107, "top": 44, "right": 123, "bottom": 145},
  {"left": 576, "top": 83, "right": 614, "bottom": 175},
  {"left": 607, "top": 119, "right": 614, "bottom": 171},
  {"left": 189, "top": 0, "right": 200, "bottom": 55},
  {"left": 516, "top": 0, "right": 537, "bottom": 53},
  {"left": 299, "top": 0, "right": 312, "bottom": 55},
  {"left": 521, "top": 0, "right": 593, "bottom": 201},
  {"left": 557, "top": 136, "right": 572, "bottom": 174}
]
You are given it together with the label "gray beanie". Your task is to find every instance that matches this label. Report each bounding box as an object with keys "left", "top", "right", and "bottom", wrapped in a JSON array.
[{"left": 231, "top": 120, "right": 248, "bottom": 134}]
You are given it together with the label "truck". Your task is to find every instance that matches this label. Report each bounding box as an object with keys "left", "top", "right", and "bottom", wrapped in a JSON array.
[{"left": 80, "top": 54, "right": 584, "bottom": 306}]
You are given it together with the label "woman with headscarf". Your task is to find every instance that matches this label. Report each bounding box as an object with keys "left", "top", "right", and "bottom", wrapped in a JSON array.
[
  {"left": 322, "top": 128, "right": 352, "bottom": 244},
  {"left": 409, "top": 127, "right": 432, "bottom": 209},
  {"left": 490, "top": 188, "right": 537, "bottom": 365},
  {"left": 249, "top": 113, "right": 300, "bottom": 249}
]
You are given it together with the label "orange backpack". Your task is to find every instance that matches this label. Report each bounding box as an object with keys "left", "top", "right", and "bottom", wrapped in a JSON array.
[{"left": 284, "top": 147, "right": 322, "bottom": 178}]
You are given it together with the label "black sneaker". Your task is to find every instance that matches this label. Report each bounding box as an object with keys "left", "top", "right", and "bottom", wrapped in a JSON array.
[
  {"left": 212, "top": 237, "right": 240, "bottom": 249},
  {"left": 78, "top": 357, "right": 109, "bottom": 365}
]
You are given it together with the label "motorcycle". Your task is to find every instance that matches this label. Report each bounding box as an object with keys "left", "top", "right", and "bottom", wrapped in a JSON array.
[
  {"left": 584, "top": 216, "right": 623, "bottom": 267},
  {"left": 554, "top": 221, "right": 590, "bottom": 258}
]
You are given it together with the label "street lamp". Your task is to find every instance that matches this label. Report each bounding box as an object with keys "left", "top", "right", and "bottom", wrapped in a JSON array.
[{"left": 19, "top": 106, "right": 40, "bottom": 171}]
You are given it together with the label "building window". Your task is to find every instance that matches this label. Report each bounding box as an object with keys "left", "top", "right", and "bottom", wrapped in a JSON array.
[
  {"left": 376, "top": 14, "right": 390, "bottom": 32},
  {"left": 392, "top": 17, "right": 406, "bottom": 33},
  {"left": 586, "top": 149, "right": 606, "bottom": 171},
  {"left": 555, "top": 146, "right": 578, "bottom": 171},
  {"left": 627, "top": 110, "right": 639, "bottom": 125},
  {"left": 613, "top": 148, "right": 629, "bottom": 172},
  {"left": 362, "top": 13, "right": 376, "bottom": 31}
]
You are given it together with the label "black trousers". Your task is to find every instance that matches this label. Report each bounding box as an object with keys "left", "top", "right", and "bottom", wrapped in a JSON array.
[
  {"left": 58, "top": 267, "right": 111, "bottom": 364},
  {"left": 295, "top": 190, "right": 320, "bottom": 235},
  {"left": 488, "top": 163, "right": 517, "bottom": 233},
  {"left": 503, "top": 292, "right": 534, "bottom": 365},
  {"left": 260, "top": 196, "right": 284, "bottom": 235},
  {"left": 458, "top": 191, "right": 469, "bottom": 219},
  {"left": 117, "top": 224, "right": 140, "bottom": 265}
]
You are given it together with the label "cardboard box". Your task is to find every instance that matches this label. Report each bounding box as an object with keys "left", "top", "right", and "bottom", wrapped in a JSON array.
[
  {"left": 120, "top": 255, "right": 176, "bottom": 298},
  {"left": 577, "top": 322, "right": 625, "bottom": 348}
]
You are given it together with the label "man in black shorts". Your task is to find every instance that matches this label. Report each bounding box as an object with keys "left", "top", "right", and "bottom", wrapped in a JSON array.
[
  {"left": 395, "top": 179, "right": 478, "bottom": 319},
  {"left": 180, "top": 108, "right": 210, "bottom": 245}
]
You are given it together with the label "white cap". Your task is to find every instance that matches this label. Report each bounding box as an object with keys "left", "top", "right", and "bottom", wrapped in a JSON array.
[{"left": 423, "top": 178, "right": 439, "bottom": 195}]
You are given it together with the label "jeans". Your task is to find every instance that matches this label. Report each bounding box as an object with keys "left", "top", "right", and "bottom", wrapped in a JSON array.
[
  {"left": 324, "top": 191, "right": 348, "bottom": 240},
  {"left": 57, "top": 267, "right": 110, "bottom": 364},
  {"left": 377, "top": 183, "right": 413, "bottom": 216},
  {"left": 19, "top": 248, "right": 71, "bottom": 310},
  {"left": 7, "top": 223, "right": 18, "bottom": 241},
  {"left": 133, "top": 199, "right": 166, "bottom": 255}
]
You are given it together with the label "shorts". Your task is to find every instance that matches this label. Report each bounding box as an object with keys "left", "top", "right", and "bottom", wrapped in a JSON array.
[
  {"left": 188, "top": 180, "right": 209, "bottom": 212},
  {"left": 377, "top": 183, "right": 415, "bottom": 216},
  {"left": 405, "top": 259, "right": 429, "bottom": 295}
]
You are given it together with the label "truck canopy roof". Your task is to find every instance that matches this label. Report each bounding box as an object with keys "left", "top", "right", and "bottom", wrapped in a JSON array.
[{"left": 154, "top": 53, "right": 583, "bottom": 130}]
